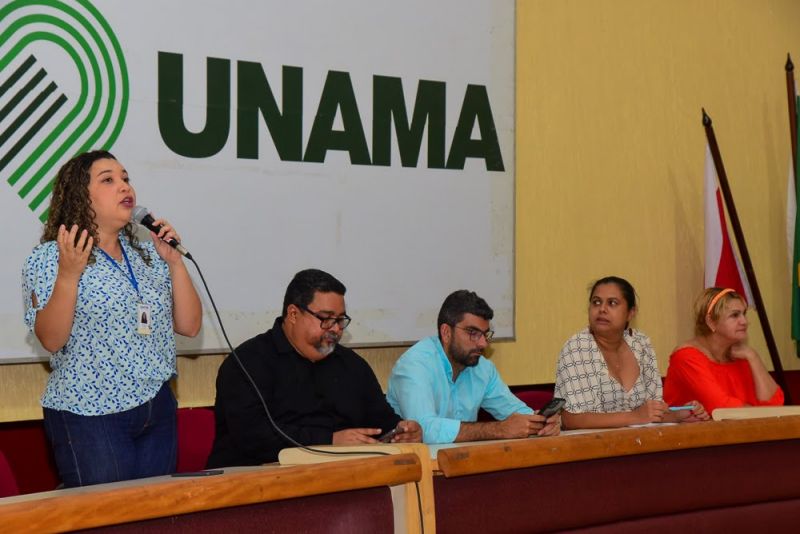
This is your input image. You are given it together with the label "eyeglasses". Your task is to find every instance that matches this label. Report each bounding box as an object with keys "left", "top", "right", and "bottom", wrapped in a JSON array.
[
  {"left": 454, "top": 325, "right": 494, "bottom": 342},
  {"left": 300, "top": 306, "right": 351, "bottom": 330}
]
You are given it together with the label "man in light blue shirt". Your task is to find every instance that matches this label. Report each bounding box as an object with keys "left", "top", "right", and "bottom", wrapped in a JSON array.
[{"left": 387, "top": 290, "right": 561, "bottom": 444}]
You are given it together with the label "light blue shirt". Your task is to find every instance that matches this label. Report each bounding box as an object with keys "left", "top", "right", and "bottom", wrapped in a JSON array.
[
  {"left": 22, "top": 234, "right": 175, "bottom": 416},
  {"left": 387, "top": 335, "right": 532, "bottom": 444}
]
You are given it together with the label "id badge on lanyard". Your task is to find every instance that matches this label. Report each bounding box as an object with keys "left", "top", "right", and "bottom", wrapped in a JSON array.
[
  {"left": 137, "top": 303, "right": 152, "bottom": 335},
  {"left": 99, "top": 246, "right": 152, "bottom": 336}
]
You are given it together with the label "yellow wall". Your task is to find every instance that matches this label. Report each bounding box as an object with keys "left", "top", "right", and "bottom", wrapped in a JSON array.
[
  {"left": 495, "top": 0, "right": 800, "bottom": 386},
  {"left": 0, "top": 349, "right": 406, "bottom": 422},
  {"left": 3, "top": 0, "right": 800, "bottom": 422}
]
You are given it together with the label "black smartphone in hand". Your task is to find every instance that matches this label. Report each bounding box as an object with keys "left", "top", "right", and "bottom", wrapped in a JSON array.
[
  {"left": 379, "top": 427, "right": 400, "bottom": 443},
  {"left": 537, "top": 397, "right": 566, "bottom": 418}
]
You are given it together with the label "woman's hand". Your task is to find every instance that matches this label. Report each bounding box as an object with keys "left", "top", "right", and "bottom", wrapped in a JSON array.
[
  {"left": 151, "top": 216, "right": 202, "bottom": 337},
  {"left": 729, "top": 343, "right": 758, "bottom": 362},
  {"left": 672, "top": 400, "right": 710, "bottom": 423},
  {"left": 57, "top": 224, "right": 93, "bottom": 280},
  {"left": 34, "top": 224, "right": 92, "bottom": 352},
  {"left": 632, "top": 399, "right": 667, "bottom": 423},
  {"left": 730, "top": 343, "right": 781, "bottom": 402},
  {"left": 149, "top": 217, "right": 183, "bottom": 265}
]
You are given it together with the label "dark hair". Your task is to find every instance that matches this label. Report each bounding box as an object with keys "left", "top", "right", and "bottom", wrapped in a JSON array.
[
  {"left": 589, "top": 276, "right": 637, "bottom": 310},
  {"left": 437, "top": 290, "right": 494, "bottom": 333},
  {"left": 42, "top": 150, "right": 149, "bottom": 265},
  {"left": 282, "top": 269, "right": 346, "bottom": 316}
]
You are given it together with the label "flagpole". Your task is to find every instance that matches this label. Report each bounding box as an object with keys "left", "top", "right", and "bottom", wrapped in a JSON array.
[
  {"left": 702, "top": 109, "right": 791, "bottom": 403},
  {"left": 786, "top": 54, "right": 800, "bottom": 362},
  {"left": 786, "top": 54, "right": 797, "bottom": 181}
]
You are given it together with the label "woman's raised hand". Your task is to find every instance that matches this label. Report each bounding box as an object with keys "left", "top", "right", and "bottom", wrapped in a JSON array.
[
  {"left": 57, "top": 224, "right": 93, "bottom": 279},
  {"left": 729, "top": 343, "right": 758, "bottom": 362}
]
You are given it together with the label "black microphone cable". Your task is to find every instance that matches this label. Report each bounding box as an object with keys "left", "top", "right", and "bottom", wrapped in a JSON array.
[
  {"left": 185, "top": 255, "right": 390, "bottom": 458},
  {"left": 185, "top": 254, "right": 426, "bottom": 533}
]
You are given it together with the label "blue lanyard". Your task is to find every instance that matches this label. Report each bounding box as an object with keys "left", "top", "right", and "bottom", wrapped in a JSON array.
[{"left": 98, "top": 245, "right": 140, "bottom": 298}]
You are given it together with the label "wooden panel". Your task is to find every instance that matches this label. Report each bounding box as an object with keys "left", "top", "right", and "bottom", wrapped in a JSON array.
[
  {"left": 437, "top": 416, "right": 800, "bottom": 477},
  {"left": 434, "top": 439, "right": 800, "bottom": 533},
  {"left": 0, "top": 363, "right": 49, "bottom": 422},
  {"left": 577, "top": 499, "right": 800, "bottom": 533},
  {"left": 712, "top": 406, "right": 800, "bottom": 420},
  {"left": 92, "top": 486, "right": 395, "bottom": 534},
  {"left": 278, "top": 443, "right": 436, "bottom": 534},
  {"left": 0, "top": 454, "right": 421, "bottom": 533},
  {"left": 394, "top": 443, "right": 437, "bottom": 534},
  {"left": 0, "top": 345, "right": 406, "bottom": 423}
]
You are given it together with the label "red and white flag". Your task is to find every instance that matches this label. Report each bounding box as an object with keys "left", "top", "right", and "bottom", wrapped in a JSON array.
[{"left": 704, "top": 145, "right": 753, "bottom": 303}]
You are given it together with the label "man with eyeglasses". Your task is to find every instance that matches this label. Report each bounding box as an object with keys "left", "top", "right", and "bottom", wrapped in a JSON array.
[
  {"left": 387, "top": 290, "right": 560, "bottom": 444},
  {"left": 207, "top": 269, "right": 421, "bottom": 467}
]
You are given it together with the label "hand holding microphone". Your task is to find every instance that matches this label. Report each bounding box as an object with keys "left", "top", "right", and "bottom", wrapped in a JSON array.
[{"left": 132, "top": 205, "right": 192, "bottom": 259}]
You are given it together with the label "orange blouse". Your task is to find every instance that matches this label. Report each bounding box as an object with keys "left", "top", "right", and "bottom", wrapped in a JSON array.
[{"left": 663, "top": 346, "right": 784, "bottom": 414}]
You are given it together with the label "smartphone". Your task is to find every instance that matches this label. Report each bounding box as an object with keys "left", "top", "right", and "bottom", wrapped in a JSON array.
[
  {"left": 379, "top": 428, "right": 399, "bottom": 443},
  {"left": 537, "top": 397, "right": 566, "bottom": 418}
]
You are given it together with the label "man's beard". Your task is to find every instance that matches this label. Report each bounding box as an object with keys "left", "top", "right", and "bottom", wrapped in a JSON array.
[
  {"left": 315, "top": 331, "right": 340, "bottom": 357},
  {"left": 448, "top": 339, "right": 481, "bottom": 368}
]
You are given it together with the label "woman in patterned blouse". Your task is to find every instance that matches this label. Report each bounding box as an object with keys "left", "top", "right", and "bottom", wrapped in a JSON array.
[
  {"left": 554, "top": 276, "right": 708, "bottom": 429},
  {"left": 23, "top": 151, "right": 202, "bottom": 487}
]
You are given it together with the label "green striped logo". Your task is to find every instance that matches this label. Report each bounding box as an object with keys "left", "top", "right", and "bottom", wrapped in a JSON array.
[{"left": 0, "top": 0, "right": 128, "bottom": 221}]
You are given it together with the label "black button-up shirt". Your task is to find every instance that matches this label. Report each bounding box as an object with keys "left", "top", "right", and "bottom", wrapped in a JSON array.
[{"left": 207, "top": 317, "right": 401, "bottom": 467}]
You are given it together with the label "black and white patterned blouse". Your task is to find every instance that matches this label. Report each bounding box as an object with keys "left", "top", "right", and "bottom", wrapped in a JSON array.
[{"left": 554, "top": 328, "right": 663, "bottom": 414}]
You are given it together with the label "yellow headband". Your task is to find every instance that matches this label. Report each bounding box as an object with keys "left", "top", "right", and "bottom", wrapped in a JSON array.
[{"left": 706, "top": 288, "right": 734, "bottom": 316}]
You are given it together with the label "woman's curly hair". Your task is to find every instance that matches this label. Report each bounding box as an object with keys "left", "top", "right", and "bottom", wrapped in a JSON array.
[{"left": 42, "top": 150, "right": 150, "bottom": 265}]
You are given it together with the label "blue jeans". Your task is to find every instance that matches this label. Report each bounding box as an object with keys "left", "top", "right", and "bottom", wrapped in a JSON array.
[{"left": 43, "top": 382, "right": 177, "bottom": 488}]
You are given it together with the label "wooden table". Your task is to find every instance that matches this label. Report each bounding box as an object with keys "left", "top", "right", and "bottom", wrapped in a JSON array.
[
  {"left": 5, "top": 417, "right": 800, "bottom": 533},
  {"left": 432, "top": 416, "right": 800, "bottom": 533},
  {"left": 0, "top": 453, "right": 421, "bottom": 533}
]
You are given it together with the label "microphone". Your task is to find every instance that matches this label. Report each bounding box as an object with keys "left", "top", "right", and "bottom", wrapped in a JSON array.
[{"left": 132, "top": 205, "right": 191, "bottom": 258}]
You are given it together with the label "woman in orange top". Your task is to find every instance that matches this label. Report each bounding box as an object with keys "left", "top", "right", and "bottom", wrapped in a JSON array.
[{"left": 664, "top": 288, "right": 784, "bottom": 415}]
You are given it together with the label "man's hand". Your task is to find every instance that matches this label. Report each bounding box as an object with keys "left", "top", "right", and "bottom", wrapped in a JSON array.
[
  {"left": 498, "top": 413, "right": 544, "bottom": 438},
  {"left": 537, "top": 413, "right": 562, "bottom": 436},
  {"left": 389, "top": 420, "right": 422, "bottom": 443},
  {"left": 332, "top": 428, "right": 381, "bottom": 445}
]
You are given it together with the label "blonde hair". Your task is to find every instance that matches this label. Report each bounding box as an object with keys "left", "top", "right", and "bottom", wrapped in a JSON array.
[{"left": 694, "top": 287, "right": 744, "bottom": 336}]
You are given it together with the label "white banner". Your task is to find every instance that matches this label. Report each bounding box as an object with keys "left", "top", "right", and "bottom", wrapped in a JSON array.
[{"left": 0, "top": 0, "right": 515, "bottom": 362}]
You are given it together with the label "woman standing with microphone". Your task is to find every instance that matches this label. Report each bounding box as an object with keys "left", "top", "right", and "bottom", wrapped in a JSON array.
[{"left": 22, "top": 150, "right": 201, "bottom": 487}]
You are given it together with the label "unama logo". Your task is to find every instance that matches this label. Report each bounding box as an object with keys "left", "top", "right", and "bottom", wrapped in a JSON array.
[{"left": 0, "top": 0, "right": 128, "bottom": 221}]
